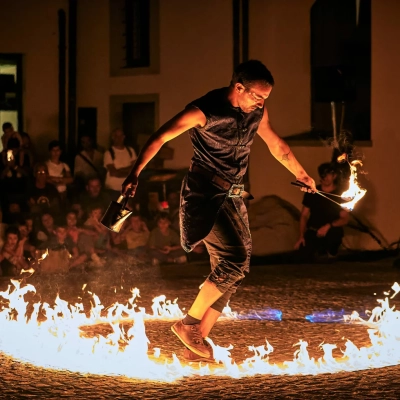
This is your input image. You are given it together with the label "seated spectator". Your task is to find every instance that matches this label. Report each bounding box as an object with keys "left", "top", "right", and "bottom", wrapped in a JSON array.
[
  {"left": 46, "top": 140, "right": 73, "bottom": 202},
  {"left": 104, "top": 128, "right": 136, "bottom": 199},
  {"left": 71, "top": 176, "right": 111, "bottom": 221},
  {"left": 65, "top": 209, "right": 104, "bottom": 267},
  {"left": 35, "top": 211, "right": 57, "bottom": 247},
  {"left": 17, "top": 219, "right": 36, "bottom": 260},
  {"left": 147, "top": 213, "right": 187, "bottom": 266},
  {"left": 294, "top": 162, "right": 350, "bottom": 261},
  {"left": 84, "top": 204, "right": 112, "bottom": 255},
  {"left": 74, "top": 134, "right": 105, "bottom": 189},
  {"left": 40, "top": 225, "right": 88, "bottom": 272},
  {"left": 28, "top": 163, "right": 60, "bottom": 216},
  {"left": 0, "top": 226, "right": 29, "bottom": 276},
  {"left": 0, "top": 138, "right": 29, "bottom": 221},
  {"left": 20, "top": 132, "right": 35, "bottom": 171},
  {"left": 1, "top": 122, "right": 22, "bottom": 156},
  {"left": 119, "top": 212, "right": 150, "bottom": 259}
]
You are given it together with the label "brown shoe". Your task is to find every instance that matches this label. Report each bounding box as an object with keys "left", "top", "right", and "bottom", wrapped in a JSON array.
[
  {"left": 171, "top": 321, "right": 211, "bottom": 358},
  {"left": 183, "top": 340, "right": 214, "bottom": 362}
]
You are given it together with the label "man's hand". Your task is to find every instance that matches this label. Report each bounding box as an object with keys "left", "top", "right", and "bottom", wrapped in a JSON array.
[
  {"left": 317, "top": 224, "right": 331, "bottom": 237},
  {"left": 296, "top": 174, "right": 317, "bottom": 193},
  {"left": 294, "top": 237, "right": 305, "bottom": 250},
  {"left": 122, "top": 174, "right": 138, "bottom": 197}
]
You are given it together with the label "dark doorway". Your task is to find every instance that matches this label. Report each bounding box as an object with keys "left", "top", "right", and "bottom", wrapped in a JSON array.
[
  {"left": 122, "top": 101, "right": 155, "bottom": 154},
  {"left": 310, "top": 0, "right": 371, "bottom": 142},
  {"left": 0, "top": 53, "right": 23, "bottom": 148}
]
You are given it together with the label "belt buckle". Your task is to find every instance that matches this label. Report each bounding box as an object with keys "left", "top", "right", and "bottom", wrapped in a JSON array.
[{"left": 228, "top": 184, "right": 244, "bottom": 198}]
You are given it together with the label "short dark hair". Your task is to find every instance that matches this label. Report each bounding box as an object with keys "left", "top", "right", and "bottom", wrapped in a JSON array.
[
  {"left": 48, "top": 140, "right": 61, "bottom": 151},
  {"left": 2, "top": 122, "right": 12, "bottom": 131},
  {"left": 156, "top": 212, "right": 171, "bottom": 223},
  {"left": 318, "top": 162, "right": 337, "bottom": 178},
  {"left": 231, "top": 60, "right": 275, "bottom": 87},
  {"left": 5, "top": 225, "right": 19, "bottom": 238}
]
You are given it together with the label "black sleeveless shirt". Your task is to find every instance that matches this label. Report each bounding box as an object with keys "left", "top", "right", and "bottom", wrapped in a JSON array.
[{"left": 187, "top": 87, "right": 264, "bottom": 183}]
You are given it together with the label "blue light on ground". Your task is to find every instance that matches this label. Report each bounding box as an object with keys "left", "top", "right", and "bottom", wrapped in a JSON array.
[
  {"left": 235, "top": 308, "right": 283, "bottom": 321},
  {"left": 305, "top": 309, "right": 368, "bottom": 323}
]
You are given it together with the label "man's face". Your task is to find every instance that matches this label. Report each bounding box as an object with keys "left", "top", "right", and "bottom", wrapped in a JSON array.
[
  {"left": 86, "top": 179, "right": 102, "bottom": 197},
  {"left": 50, "top": 146, "right": 62, "bottom": 161},
  {"left": 35, "top": 166, "right": 48, "bottom": 182},
  {"left": 320, "top": 172, "right": 336, "bottom": 186},
  {"left": 3, "top": 127, "right": 13, "bottom": 136},
  {"left": 81, "top": 136, "right": 93, "bottom": 151},
  {"left": 236, "top": 82, "right": 272, "bottom": 113},
  {"left": 42, "top": 214, "right": 54, "bottom": 229},
  {"left": 6, "top": 233, "right": 18, "bottom": 247},
  {"left": 112, "top": 129, "right": 125, "bottom": 147}
]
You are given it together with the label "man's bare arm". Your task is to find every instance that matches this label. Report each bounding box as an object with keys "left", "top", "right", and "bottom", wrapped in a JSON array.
[
  {"left": 257, "top": 106, "right": 316, "bottom": 190},
  {"left": 122, "top": 106, "right": 206, "bottom": 195}
]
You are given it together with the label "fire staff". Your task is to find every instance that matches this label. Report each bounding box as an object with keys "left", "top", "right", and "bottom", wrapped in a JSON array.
[{"left": 122, "top": 60, "right": 316, "bottom": 360}]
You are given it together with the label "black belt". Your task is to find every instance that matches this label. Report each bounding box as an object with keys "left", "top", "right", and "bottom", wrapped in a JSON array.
[{"left": 189, "top": 164, "right": 254, "bottom": 200}]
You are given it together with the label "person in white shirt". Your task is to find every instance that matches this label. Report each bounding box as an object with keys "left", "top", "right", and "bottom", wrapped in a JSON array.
[
  {"left": 74, "top": 134, "right": 105, "bottom": 184},
  {"left": 46, "top": 140, "right": 73, "bottom": 199},
  {"left": 104, "top": 128, "right": 137, "bottom": 197}
]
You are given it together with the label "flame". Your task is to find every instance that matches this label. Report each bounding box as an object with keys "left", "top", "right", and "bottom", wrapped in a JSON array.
[
  {"left": 337, "top": 153, "right": 347, "bottom": 163},
  {"left": 0, "top": 279, "right": 399, "bottom": 381},
  {"left": 340, "top": 160, "right": 366, "bottom": 210},
  {"left": 38, "top": 249, "right": 49, "bottom": 262}
]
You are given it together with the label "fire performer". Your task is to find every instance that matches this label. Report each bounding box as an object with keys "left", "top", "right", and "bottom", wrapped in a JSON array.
[{"left": 122, "top": 60, "right": 316, "bottom": 360}]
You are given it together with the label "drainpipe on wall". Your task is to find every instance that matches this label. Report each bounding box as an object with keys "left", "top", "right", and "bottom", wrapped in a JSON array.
[
  {"left": 58, "top": 9, "right": 66, "bottom": 149},
  {"left": 68, "top": 0, "right": 77, "bottom": 161}
]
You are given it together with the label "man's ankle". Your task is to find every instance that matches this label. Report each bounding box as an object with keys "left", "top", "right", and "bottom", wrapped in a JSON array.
[{"left": 182, "top": 314, "right": 201, "bottom": 325}]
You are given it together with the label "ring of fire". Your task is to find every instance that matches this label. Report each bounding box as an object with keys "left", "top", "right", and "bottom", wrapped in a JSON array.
[{"left": 0, "top": 277, "right": 399, "bottom": 382}]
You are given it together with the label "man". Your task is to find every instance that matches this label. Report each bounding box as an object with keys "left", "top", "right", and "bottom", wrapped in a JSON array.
[
  {"left": 28, "top": 162, "right": 60, "bottom": 216},
  {"left": 71, "top": 176, "right": 111, "bottom": 220},
  {"left": 1, "top": 122, "right": 22, "bottom": 154},
  {"left": 46, "top": 140, "right": 73, "bottom": 200},
  {"left": 104, "top": 128, "right": 137, "bottom": 199},
  {"left": 122, "top": 60, "right": 316, "bottom": 360},
  {"left": 294, "top": 162, "right": 349, "bottom": 261},
  {"left": 74, "top": 134, "right": 105, "bottom": 185}
]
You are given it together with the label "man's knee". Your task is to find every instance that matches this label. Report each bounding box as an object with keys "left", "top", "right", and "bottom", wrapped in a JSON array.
[{"left": 207, "top": 261, "right": 246, "bottom": 293}]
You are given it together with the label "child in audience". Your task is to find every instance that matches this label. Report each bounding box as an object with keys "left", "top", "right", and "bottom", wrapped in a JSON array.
[
  {"left": 46, "top": 140, "right": 73, "bottom": 202},
  {"left": 84, "top": 204, "right": 111, "bottom": 255},
  {"left": 147, "top": 213, "right": 187, "bottom": 265},
  {"left": 0, "top": 226, "right": 29, "bottom": 276},
  {"left": 41, "top": 225, "right": 87, "bottom": 271},
  {"left": 121, "top": 212, "right": 149, "bottom": 259},
  {"left": 35, "top": 212, "right": 56, "bottom": 246},
  {"left": 66, "top": 209, "right": 104, "bottom": 267},
  {"left": 17, "top": 219, "right": 36, "bottom": 259}
]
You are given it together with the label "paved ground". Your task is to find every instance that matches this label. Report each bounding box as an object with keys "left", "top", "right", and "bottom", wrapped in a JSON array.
[{"left": 1, "top": 255, "right": 400, "bottom": 399}]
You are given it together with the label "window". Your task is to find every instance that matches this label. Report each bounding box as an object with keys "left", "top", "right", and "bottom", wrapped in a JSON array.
[
  {"left": 110, "top": 0, "right": 160, "bottom": 76},
  {"left": 0, "top": 54, "right": 23, "bottom": 152}
]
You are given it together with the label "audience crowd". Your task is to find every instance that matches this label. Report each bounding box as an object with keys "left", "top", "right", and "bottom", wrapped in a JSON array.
[
  {"left": 0, "top": 123, "right": 192, "bottom": 277},
  {"left": 0, "top": 122, "right": 349, "bottom": 277}
]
